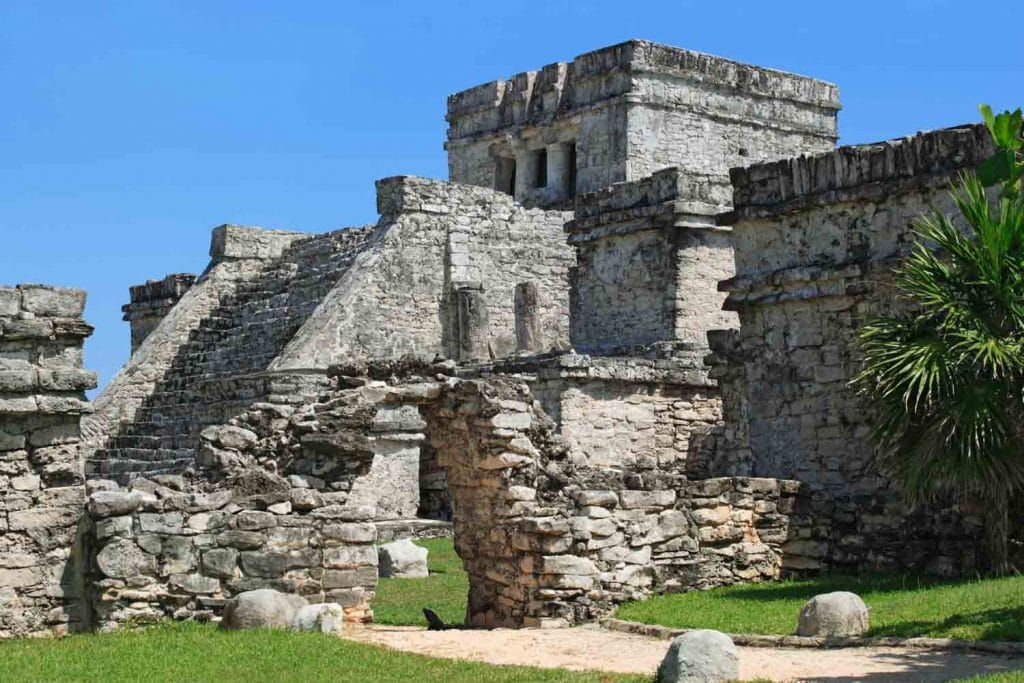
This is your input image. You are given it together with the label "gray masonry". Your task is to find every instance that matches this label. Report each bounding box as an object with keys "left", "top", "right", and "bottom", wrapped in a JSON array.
[
  {"left": 0, "top": 285, "right": 96, "bottom": 637},
  {"left": 0, "top": 40, "right": 1009, "bottom": 637},
  {"left": 446, "top": 40, "right": 839, "bottom": 209},
  {"left": 709, "top": 124, "right": 996, "bottom": 574},
  {"left": 122, "top": 273, "right": 196, "bottom": 353}
]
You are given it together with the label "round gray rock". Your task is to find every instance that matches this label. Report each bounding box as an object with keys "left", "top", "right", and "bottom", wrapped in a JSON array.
[
  {"left": 378, "top": 539, "right": 428, "bottom": 578},
  {"left": 221, "top": 588, "right": 309, "bottom": 630},
  {"left": 95, "top": 540, "right": 155, "bottom": 579},
  {"left": 797, "top": 591, "right": 869, "bottom": 637},
  {"left": 291, "top": 603, "right": 344, "bottom": 634},
  {"left": 658, "top": 629, "right": 738, "bottom": 683}
]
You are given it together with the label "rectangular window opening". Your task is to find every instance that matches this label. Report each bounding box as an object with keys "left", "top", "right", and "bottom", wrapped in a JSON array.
[
  {"left": 533, "top": 149, "right": 547, "bottom": 189},
  {"left": 495, "top": 157, "right": 516, "bottom": 196},
  {"left": 567, "top": 142, "right": 577, "bottom": 199}
]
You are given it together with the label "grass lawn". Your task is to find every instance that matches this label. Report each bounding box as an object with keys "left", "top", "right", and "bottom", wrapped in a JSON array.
[
  {"left": 0, "top": 621, "right": 649, "bottom": 683},
  {"left": 373, "top": 537, "right": 469, "bottom": 626},
  {"left": 616, "top": 573, "right": 1024, "bottom": 642}
]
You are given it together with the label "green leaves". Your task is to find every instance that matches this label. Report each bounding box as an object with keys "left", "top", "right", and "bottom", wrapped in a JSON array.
[
  {"left": 855, "top": 105, "right": 1024, "bottom": 512},
  {"left": 981, "top": 104, "right": 1023, "bottom": 151},
  {"left": 978, "top": 104, "right": 1024, "bottom": 197}
]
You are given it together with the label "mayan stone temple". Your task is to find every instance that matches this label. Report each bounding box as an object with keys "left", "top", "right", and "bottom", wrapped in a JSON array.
[{"left": 0, "top": 39, "right": 1000, "bottom": 637}]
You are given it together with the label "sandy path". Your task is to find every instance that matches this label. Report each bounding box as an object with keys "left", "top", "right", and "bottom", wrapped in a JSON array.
[{"left": 346, "top": 624, "right": 1024, "bottom": 682}]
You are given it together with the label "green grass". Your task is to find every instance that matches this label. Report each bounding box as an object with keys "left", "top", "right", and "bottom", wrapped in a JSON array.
[
  {"left": 0, "top": 621, "right": 649, "bottom": 683},
  {"left": 955, "top": 675, "right": 1024, "bottom": 682},
  {"left": 373, "top": 537, "right": 470, "bottom": 626},
  {"left": 616, "top": 573, "right": 1024, "bottom": 642}
]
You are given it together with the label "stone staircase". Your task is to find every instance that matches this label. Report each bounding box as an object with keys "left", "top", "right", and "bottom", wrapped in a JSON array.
[{"left": 88, "top": 227, "right": 373, "bottom": 481}]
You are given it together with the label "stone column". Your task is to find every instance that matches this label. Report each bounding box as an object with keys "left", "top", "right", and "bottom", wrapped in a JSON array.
[
  {"left": 455, "top": 283, "right": 489, "bottom": 361},
  {"left": 122, "top": 273, "right": 196, "bottom": 354},
  {"left": 0, "top": 284, "right": 96, "bottom": 637},
  {"left": 514, "top": 282, "right": 542, "bottom": 353},
  {"left": 514, "top": 148, "right": 538, "bottom": 203},
  {"left": 547, "top": 143, "right": 571, "bottom": 203}
]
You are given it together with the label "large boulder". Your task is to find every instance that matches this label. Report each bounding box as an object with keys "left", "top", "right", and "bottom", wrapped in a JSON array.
[
  {"left": 658, "top": 629, "right": 738, "bottom": 683},
  {"left": 797, "top": 591, "right": 869, "bottom": 637},
  {"left": 220, "top": 588, "right": 308, "bottom": 630},
  {"left": 377, "top": 539, "right": 428, "bottom": 578},
  {"left": 291, "top": 603, "right": 345, "bottom": 634}
]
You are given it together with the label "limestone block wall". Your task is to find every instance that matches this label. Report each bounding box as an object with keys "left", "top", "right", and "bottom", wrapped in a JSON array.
[
  {"left": 86, "top": 481, "right": 378, "bottom": 630},
  {"left": 625, "top": 41, "right": 839, "bottom": 196},
  {"left": 272, "top": 176, "right": 574, "bottom": 370},
  {"left": 0, "top": 285, "right": 97, "bottom": 637},
  {"left": 446, "top": 40, "right": 839, "bottom": 209},
  {"left": 566, "top": 168, "right": 736, "bottom": 355},
  {"left": 715, "top": 124, "right": 995, "bottom": 573},
  {"left": 526, "top": 350, "right": 722, "bottom": 475},
  {"left": 121, "top": 273, "right": 196, "bottom": 354}
]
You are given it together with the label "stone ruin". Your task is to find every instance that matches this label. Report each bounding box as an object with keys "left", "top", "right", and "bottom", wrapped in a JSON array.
[{"left": 0, "top": 39, "right": 1004, "bottom": 637}]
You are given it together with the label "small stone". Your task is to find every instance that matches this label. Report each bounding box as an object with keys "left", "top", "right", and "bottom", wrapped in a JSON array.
[
  {"left": 220, "top": 588, "right": 308, "bottom": 630},
  {"left": 797, "top": 591, "right": 870, "bottom": 637},
  {"left": 96, "top": 540, "right": 155, "bottom": 579},
  {"left": 95, "top": 515, "right": 134, "bottom": 540},
  {"left": 202, "top": 548, "right": 239, "bottom": 578},
  {"left": 236, "top": 510, "right": 277, "bottom": 530},
  {"left": 87, "top": 490, "right": 155, "bottom": 518},
  {"left": 268, "top": 501, "right": 292, "bottom": 515},
  {"left": 215, "top": 426, "right": 259, "bottom": 451},
  {"left": 377, "top": 539, "right": 428, "bottom": 578},
  {"left": 291, "top": 603, "right": 344, "bottom": 634},
  {"left": 287, "top": 474, "right": 325, "bottom": 490},
  {"left": 541, "top": 555, "right": 595, "bottom": 576},
  {"left": 658, "top": 630, "right": 738, "bottom": 683},
  {"left": 170, "top": 573, "right": 220, "bottom": 594}
]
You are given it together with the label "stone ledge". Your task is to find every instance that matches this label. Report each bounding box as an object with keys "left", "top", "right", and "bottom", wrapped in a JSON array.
[
  {"left": 462, "top": 346, "right": 716, "bottom": 388},
  {"left": 600, "top": 618, "right": 1024, "bottom": 655},
  {"left": 446, "top": 40, "right": 840, "bottom": 129},
  {"left": 0, "top": 284, "right": 87, "bottom": 319},
  {"left": 566, "top": 168, "right": 727, "bottom": 241},
  {"left": 727, "top": 124, "right": 993, "bottom": 222},
  {"left": 209, "top": 224, "right": 307, "bottom": 261}
]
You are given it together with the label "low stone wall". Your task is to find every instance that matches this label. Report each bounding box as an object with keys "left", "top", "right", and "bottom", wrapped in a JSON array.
[
  {"left": 0, "top": 285, "right": 96, "bottom": 637},
  {"left": 86, "top": 481, "right": 378, "bottom": 630}
]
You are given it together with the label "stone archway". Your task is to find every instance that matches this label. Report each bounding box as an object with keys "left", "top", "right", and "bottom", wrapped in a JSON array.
[{"left": 383, "top": 372, "right": 582, "bottom": 628}]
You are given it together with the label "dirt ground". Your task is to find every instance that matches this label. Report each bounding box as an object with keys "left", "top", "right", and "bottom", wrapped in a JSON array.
[{"left": 346, "top": 623, "right": 1024, "bottom": 682}]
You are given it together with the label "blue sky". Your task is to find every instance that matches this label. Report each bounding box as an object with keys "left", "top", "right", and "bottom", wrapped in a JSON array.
[{"left": 2, "top": 1, "right": 1021, "bottom": 392}]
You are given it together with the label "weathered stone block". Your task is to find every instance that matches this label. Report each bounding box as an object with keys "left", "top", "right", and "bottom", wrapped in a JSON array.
[{"left": 202, "top": 548, "right": 239, "bottom": 579}]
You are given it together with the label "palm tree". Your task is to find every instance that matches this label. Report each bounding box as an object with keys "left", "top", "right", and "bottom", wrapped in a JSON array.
[{"left": 855, "top": 108, "right": 1024, "bottom": 574}]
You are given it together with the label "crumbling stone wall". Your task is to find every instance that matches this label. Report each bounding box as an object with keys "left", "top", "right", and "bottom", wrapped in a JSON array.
[
  {"left": 86, "top": 481, "right": 379, "bottom": 630},
  {"left": 122, "top": 273, "right": 196, "bottom": 354},
  {"left": 446, "top": 40, "right": 839, "bottom": 209},
  {"left": 305, "top": 358, "right": 810, "bottom": 628},
  {"left": 0, "top": 285, "right": 97, "bottom": 637},
  {"left": 713, "top": 124, "right": 995, "bottom": 574}
]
